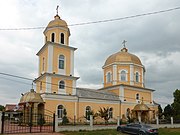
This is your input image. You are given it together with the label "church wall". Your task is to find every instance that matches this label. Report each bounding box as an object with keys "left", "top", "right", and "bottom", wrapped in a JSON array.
[
  {"left": 51, "top": 77, "right": 73, "bottom": 94},
  {"left": 45, "top": 28, "right": 69, "bottom": 45},
  {"left": 133, "top": 65, "right": 143, "bottom": 87},
  {"left": 124, "top": 88, "right": 152, "bottom": 103},
  {"left": 36, "top": 77, "right": 47, "bottom": 93},
  {"left": 39, "top": 48, "right": 48, "bottom": 74},
  {"left": 44, "top": 99, "right": 76, "bottom": 118},
  {"left": 108, "top": 88, "right": 120, "bottom": 95},
  {"left": 117, "top": 65, "right": 130, "bottom": 85},
  {"left": 53, "top": 46, "right": 71, "bottom": 75}
]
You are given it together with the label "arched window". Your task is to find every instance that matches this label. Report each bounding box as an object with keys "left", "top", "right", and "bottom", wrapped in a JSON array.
[
  {"left": 60, "top": 33, "right": 64, "bottom": 44},
  {"left": 51, "top": 33, "right": 55, "bottom": 42},
  {"left": 57, "top": 105, "right": 64, "bottom": 119},
  {"left": 85, "top": 106, "right": 91, "bottom": 120},
  {"left": 106, "top": 72, "right": 111, "bottom": 83},
  {"left": 42, "top": 57, "right": 45, "bottom": 71},
  {"left": 109, "top": 108, "right": 113, "bottom": 118},
  {"left": 120, "top": 70, "right": 126, "bottom": 81},
  {"left": 59, "top": 55, "right": 65, "bottom": 69},
  {"left": 135, "top": 72, "right": 139, "bottom": 82},
  {"left": 136, "top": 93, "right": 140, "bottom": 100},
  {"left": 59, "top": 81, "right": 65, "bottom": 89}
]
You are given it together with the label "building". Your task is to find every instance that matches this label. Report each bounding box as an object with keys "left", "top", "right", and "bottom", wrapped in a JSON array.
[{"left": 20, "top": 11, "right": 158, "bottom": 123}]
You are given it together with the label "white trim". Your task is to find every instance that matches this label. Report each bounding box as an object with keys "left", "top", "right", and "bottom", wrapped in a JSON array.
[
  {"left": 38, "top": 57, "right": 40, "bottom": 76},
  {"left": 72, "top": 80, "right": 76, "bottom": 95},
  {"left": 119, "top": 69, "right": 128, "bottom": 82},
  {"left": 119, "top": 86, "right": 124, "bottom": 101},
  {"left": 113, "top": 65, "right": 117, "bottom": 85},
  {"left": 106, "top": 71, "right": 112, "bottom": 83},
  {"left": 47, "top": 45, "right": 53, "bottom": 73},
  {"left": 70, "top": 50, "right": 74, "bottom": 75},
  {"left": 130, "top": 65, "right": 134, "bottom": 85},
  {"left": 58, "top": 55, "right": 66, "bottom": 75},
  {"left": 103, "top": 62, "right": 144, "bottom": 69},
  {"left": 46, "top": 76, "right": 51, "bottom": 93},
  {"left": 51, "top": 32, "right": 56, "bottom": 42},
  {"left": 141, "top": 69, "right": 144, "bottom": 87},
  {"left": 58, "top": 80, "right": 66, "bottom": 94}
]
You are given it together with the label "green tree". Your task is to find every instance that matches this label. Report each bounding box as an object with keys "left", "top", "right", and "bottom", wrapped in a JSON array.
[
  {"left": 85, "top": 110, "right": 97, "bottom": 120},
  {"left": 0, "top": 105, "right": 5, "bottom": 111},
  {"left": 171, "top": 89, "right": 180, "bottom": 119},
  {"left": 62, "top": 108, "right": 69, "bottom": 125},
  {"left": 98, "top": 107, "right": 110, "bottom": 124},
  {"left": 158, "top": 104, "right": 163, "bottom": 119},
  {"left": 164, "top": 104, "right": 173, "bottom": 118}
]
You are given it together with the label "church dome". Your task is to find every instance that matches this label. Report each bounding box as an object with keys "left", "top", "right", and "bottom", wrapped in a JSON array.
[
  {"left": 104, "top": 47, "right": 142, "bottom": 67},
  {"left": 19, "top": 89, "right": 44, "bottom": 104},
  {"left": 133, "top": 102, "right": 149, "bottom": 111},
  {"left": 47, "top": 15, "right": 68, "bottom": 28}
]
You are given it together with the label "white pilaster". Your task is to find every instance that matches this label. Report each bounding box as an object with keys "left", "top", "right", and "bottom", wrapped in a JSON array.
[
  {"left": 46, "top": 76, "right": 51, "bottom": 93},
  {"left": 119, "top": 86, "right": 124, "bottom": 101},
  {"left": 130, "top": 65, "right": 134, "bottom": 85},
  {"left": 72, "top": 80, "right": 76, "bottom": 95},
  {"left": 113, "top": 65, "right": 117, "bottom": 85},
  {"left": 47, "top": 45, "right": 53, "bottom": 73},
  {"left": 141, "top": 68, "right": 144, "bottom": 87},
  {"left": 70, "top": 50, "right": 74, "bottom": 76}
]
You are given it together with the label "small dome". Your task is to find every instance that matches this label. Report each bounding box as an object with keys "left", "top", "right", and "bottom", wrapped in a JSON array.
[
  {"left": 19, "top": 89, "right": 44, "bottom": 104},
  {"left": 47, "top": 15, "right": 68, "bottom": 28},
  {"left": 133, "top": 102, "right": 149, "bottom": 111},
  {"left": 104, "top": 47, "right": 142, "bottom": 67}
]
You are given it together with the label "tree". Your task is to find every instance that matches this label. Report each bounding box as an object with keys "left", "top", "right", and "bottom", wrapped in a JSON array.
[
  {"left": 85, "top": 110, "right": 97, "bottom": 120},
  {"left": 171, "top": 89, "right": 180, "bottom": 119},
  {"left": 0, "top": 105, "right": 5, "bottom": 111},
  {"left": 98, "top": 107, "right": 110, "bottom": 124},
  {"left": 158, "top": 104, "right": 163, "bottom": 119},
  {"left": 62, "top": 108, "right": 69, "bottom": 125},
  {"left": 163, "top": 104, "right": 173, "bottom": 118}
]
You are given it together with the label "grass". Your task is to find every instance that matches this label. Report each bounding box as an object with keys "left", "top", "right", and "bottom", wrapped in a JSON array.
[{"left": 61, "top": 128, "right": 180, "bottom": 135}]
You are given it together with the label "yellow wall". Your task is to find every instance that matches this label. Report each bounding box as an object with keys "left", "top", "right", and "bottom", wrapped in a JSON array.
[{"left": 39, "top": 48, "right": 48, "bottom": 74}]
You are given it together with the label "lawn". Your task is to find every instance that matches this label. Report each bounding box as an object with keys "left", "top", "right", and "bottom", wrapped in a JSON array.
[{"left": 61, "top": 128, "right": 180, "bottom": 135}]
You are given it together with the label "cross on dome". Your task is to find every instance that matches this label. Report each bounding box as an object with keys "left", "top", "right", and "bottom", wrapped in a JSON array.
[{"left": 56, "top": 5, "right": 59, "bottom": 15}]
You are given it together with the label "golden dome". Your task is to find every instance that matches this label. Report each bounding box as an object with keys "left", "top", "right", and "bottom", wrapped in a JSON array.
[
  {"left": 104, "top": 47, "right": 142, "bottom": 67},
  {"left": 19, "top": 89, "right": 44, "bottom": 104},
  {"left": 133, "top": 102, "right": 149, "bottom": 111},
  {"left": 47, "top": 15, "right": 68, "bottom": 28}
]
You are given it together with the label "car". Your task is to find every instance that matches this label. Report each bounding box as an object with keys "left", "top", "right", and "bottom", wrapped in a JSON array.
[{"left": 117, "top": 123, "right": 158, "bottom": 135}]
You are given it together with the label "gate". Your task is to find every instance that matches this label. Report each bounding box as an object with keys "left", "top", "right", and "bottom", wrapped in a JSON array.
[{"left": 1, "top": 111, "right": 55, "bottom": 134}]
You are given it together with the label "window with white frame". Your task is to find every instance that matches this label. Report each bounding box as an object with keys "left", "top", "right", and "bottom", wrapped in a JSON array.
[
  {"left": 136, "top": 93, "right": 140, "bottom": 100},
  {"left": 109, "top": 107, "right": 113, "bottom": 118},
  {"left": 51, "top": 33, "right": 55, "bottom": 42},
  {"left": 135, "top": 72, "right": 139, "bottom": 82},
  {"left": 60, "top": 33, "right": 64, "bottom": 44},
  {"left": 59, "top": 55, "right": 65, "bottom": 69},
  {"left": 57, "top": 105, "right": 64, "bottom": 119},
  {"left": 85, "top": 106, "right": 91, "bottom": 120},
  {"left": 59, "top": 80, "right": 65, "bottom": 89},
  {"left": 120, "top": 70, "right": 127, "bottom": 81},
  {"left": 106, "top": 72, "right": 111, "bottom": 83}
]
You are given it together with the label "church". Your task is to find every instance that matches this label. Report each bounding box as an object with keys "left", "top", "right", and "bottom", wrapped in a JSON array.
[{"left": 19, "top": 10, "right": 158, "bottom": 124}]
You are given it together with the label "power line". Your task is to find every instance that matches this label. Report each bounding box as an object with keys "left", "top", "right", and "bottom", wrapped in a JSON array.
[
  {"left": 0, "top": 72, "right": 170, "bottom": 105},
  {"left": 0, "top": 6, "right": 180, "bottom": 31}
]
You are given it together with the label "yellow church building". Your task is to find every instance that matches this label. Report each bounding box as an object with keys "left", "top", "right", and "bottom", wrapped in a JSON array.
[{"left": 30, "top": 11, "right": 158, "bottom": 123}]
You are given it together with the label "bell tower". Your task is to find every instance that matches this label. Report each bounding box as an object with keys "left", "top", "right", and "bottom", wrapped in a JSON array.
[{"left": 34, "top": 8, "right": 79, "bottom": 95}]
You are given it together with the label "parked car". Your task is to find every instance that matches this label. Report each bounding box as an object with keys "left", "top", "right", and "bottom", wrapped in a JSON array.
[{"left": 117, "top": 123, "right": 158, "bottom": 135}]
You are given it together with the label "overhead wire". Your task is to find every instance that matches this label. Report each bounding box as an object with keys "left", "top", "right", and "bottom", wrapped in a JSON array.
[
  {"left": 0, "top": 6, "right": 180, "bottom": 30},
  {"left": 0, "top": 72, "right": 171, "bottom": 105}
]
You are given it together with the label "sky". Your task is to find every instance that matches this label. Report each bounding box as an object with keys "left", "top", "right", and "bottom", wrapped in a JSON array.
[{"left": 0, "top": 0, "right": 180, "bottom": 108}]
